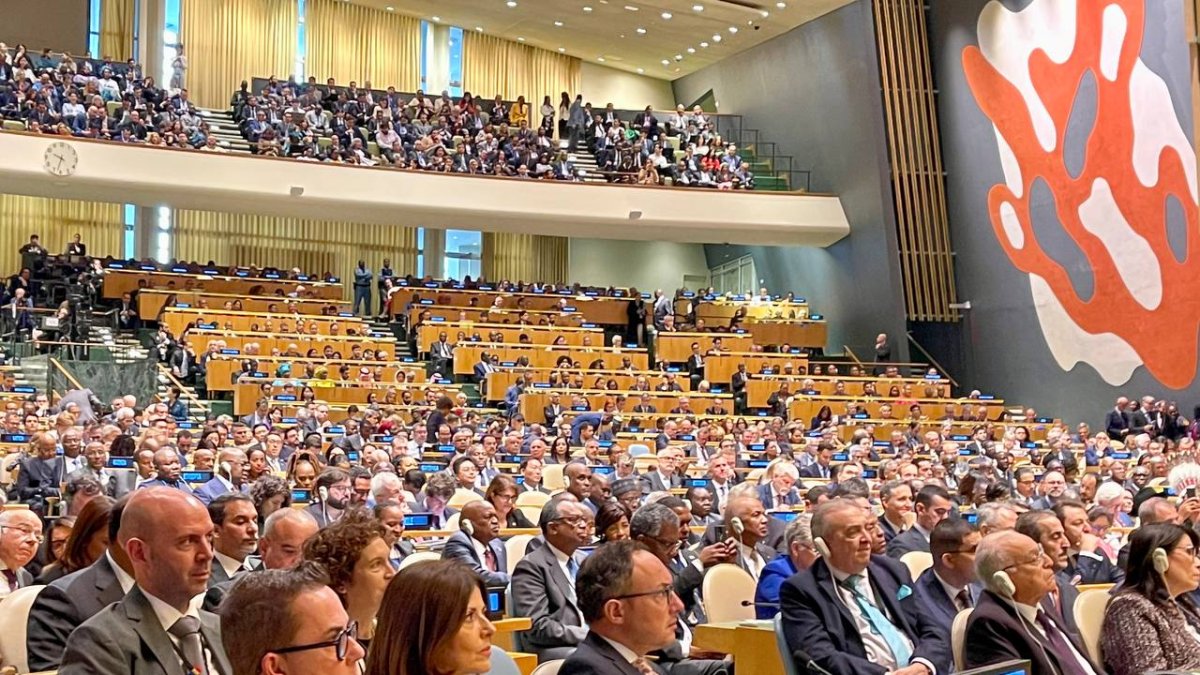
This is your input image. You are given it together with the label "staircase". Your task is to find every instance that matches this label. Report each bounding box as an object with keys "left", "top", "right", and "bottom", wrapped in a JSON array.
[
  {"left": 200, "top": 108, "right": 252, "bottom": 153},
  {"left": 88, "top": 325, "right": 149, "bottom": 364},
  {"left": 154, "top": 364, "right": 210, "bottom": 421},
  {"left": 570, "top": 152, "right": 606, "bottom": 183}
]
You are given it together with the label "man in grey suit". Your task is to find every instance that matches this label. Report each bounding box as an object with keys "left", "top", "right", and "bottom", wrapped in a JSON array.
[
  {"left": 441, "top": 501, "right": 510, "bottom": 586},
  {"left": 886, "top": 484, "right": 952, "bottom": 559},
  {"left": 27, "top": 496, "right": 133, "bottom": 671},
  {"left": 208, "top": 493, "right": 261, "bottom": 584},
  {"left": 641, "top": 447, "right": 683, "bottom": 494},
  {"left": 512, "top": 498, "right": 591, "bottom": 662},
  {"left": 60, "top": 488, "right": 234, "bottom": 675},
  {"left": 0, "top": 509, "right": 39, "bottom": 596}
]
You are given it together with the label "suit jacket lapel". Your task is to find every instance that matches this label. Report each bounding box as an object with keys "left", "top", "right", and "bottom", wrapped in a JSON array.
[
  {"left": 200, "top": 612, "right": 233, "bottom": 675},
  {"left": 813, "top": 561, "right": 856, "bottom": 635},
  {"left": 125, "top": 587, "right": 187, "bottom": 675},
  {"left": 589, "top": 634, "right": 652, "bottom": 675},
  {"left": 868, "top": 562, "right": 914, "bottom": 638},
  {"left": 544, "top": 548, "right": 579, "bottom": 609},
  {"left": 95, "top": 556, "right": 126, "bottom": 605}
]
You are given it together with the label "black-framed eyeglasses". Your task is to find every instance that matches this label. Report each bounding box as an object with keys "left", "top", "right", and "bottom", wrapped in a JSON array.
[
  {"left": 612, "top": 584, "right": 675, "bottom": 603},
  {"left": 269, "top": 621, "right": 358, "bottom": 661}
]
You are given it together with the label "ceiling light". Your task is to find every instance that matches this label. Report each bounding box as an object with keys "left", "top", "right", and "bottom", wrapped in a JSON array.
[
  {"left": 760, "top": 10, "right": 769, "bottom": 17},
  {"left": 712, "top": 34, "right": 721, "bottom": 42},
  {"left": 661, "top": 59, "right": 670, "bottom": 65},
  {"left": 558, "top": 47, "right": 566, "bottom": 52},
  {"left": 385, "top": 5, "right": 394, "bottom": 10},
  {"left": 517, "top": 36, "right": 526, "bottom": 41},
  {"left": 636, "top": 67, "right": 644, "bottom": 73},
  {"left": 475, "top": 26, "right": 483, "bottom": 31},
  {"left": 687, "top": 47, "right": 695, "bottom": 53},
  {"left": 728, "top": 26, "right": 738, "bottom": 33},
  {"left": 692, "top": 4, "right": 704, "bottom": 11},
  {"left": 661, "top": 11, "right": 672, "bottom": 19},
  {"left": 776, "top": 1, "right": 786, "bottom": 7},
  {"left": 598, "top": 57, "right": 606, "bottom": 62},
  {"left": 624, "top": 4, "right": 639, "bottom": 10},
  {"left": 699, "top": 41, "right": 708, "bottom": 47},
  {"left": 431, "top": 16, "right": 441, "bottom": 22},
  {"left": 583, "top": 5, "right": 593, "bottom": 10},
  {"left": 636, "top": 27, "right": 647, "bottom": 34},
  {"left": 674, "top": 54, "right": 683, "bottom": 60},
  {"left": 554, "top": 20, "right": 564, "bottom": 26},
  {"left": 506, "top": 0, "right": 517, "bottom": 6}
]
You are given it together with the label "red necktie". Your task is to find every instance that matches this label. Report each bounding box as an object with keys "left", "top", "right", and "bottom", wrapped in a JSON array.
[{"left": 484, "top": 547, "right": 497, "bottom": 573}]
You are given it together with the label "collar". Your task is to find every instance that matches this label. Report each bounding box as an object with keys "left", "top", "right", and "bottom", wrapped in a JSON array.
[
  {"left": 913, "top": 523, "right": 932, "bottom": 541},
  {"left": 213, "top": 551, "right": 245, "bottom": 578},
  {"left": 470, "top": 535, "right": 488, "bottom": 560},
  {"left": 827, "top": 561, "right": 868, "bottom": 586},
  {"left": 216, "top": 473, "right": 234, "bottom": 491},
  {"left": 737, "top": 540, "right": 763, "bottom": 561},
  {"left": 1011, "top": 599, "right": 1040, "bottom": 624},
  {"left": 142, "top": 586, "right": 204, "bottom": 633},
  {"left": 596, "top": 633, "right": 642, "bottom": 664},
  {"left": 934, "top": 571, "right": 967, "bottom": 602},
  {"left": 546, "top": 542, "right": 571, "bottom": 565},
  {"left": 107, "top": 551, "right": 136, "bottom": 593}
]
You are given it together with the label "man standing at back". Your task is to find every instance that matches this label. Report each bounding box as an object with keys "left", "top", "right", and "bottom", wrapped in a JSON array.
[{"left": 60, "top": 487, "right": 232, "bottom": 674}]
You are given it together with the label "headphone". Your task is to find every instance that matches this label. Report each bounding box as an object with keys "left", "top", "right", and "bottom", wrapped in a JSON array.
[
  {"left": 813, "top": 537, "right": 831, "bottom": 559},
  {"left": 1153, "top": 547, "right": 1171, "bottom": 574},
  {"left": 991, "top": 567, "right": 1060, "bottom": 675},
  {"left": 991, "top": 570, "right": 1017, "bottom": 599},
  {"left": 461, "top": 518, "right": 475, "bottom": 536},
  {"left": 219, "top": 461, "right": 232, "bottom": 478},
  {"left": 318, "top": 485, "right": 329, "bottom": 503},
  {"left": 730, "top": 516, "right": 745, "bottom": 541},
  {"left": 564, "top": 472, "right": 573, "bottom": 488}
]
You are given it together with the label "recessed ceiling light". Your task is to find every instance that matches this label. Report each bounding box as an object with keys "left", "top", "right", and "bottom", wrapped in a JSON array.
[
  {"left": 636, "top": 67, "right": 644, "bottom": 73},
  {"left": 661, "top": 11, "right": 672, "bottom": 19},
  {"left": 554, "top": 20, "right": 564, "bottom": 26},
  {"left": 776, "top": 1, "right": 786, "bottom": 7},
  {"left": 674, "top": 54, "right": 683, "bottom": 60},
  {"left": 686, "top": 47, "right": 695, "bottom": 53},
  {"left": 661, "top": 59, "right": 670, "bottom": 65},
  {"left": 506, "top": 0, "right": 517, "bottom": 6},
  {"left": 759, "top": 10, "right": 769, "bottom": 17},
  {"left": 517, "top": 36, "right": 525, "bottom": 41},
  {"left": 692, "top": 4, "right": 704, "bottom": 11},
  {"left": 583, "top": 5, "right": 593, "bottom": 10},
  {"left": 385, "top": 5, "right": 394, "bottom": 10},
  {"left": 699, "top": 41, "right": 708, "bottom": 47},
  {"left": 475, "top": 26, "right": 483, "bottom": 31},
  {"left": 636, "top": 27, "right": 647, "bottom": 34},
  {"left": 728, "top": 26, "right": 738, "bottom": 33},
  {"left": 598, "top": 57, "right": 606, "bottom": 62},
  {"left": 712, "top": 34, "right": 721, "bottom": 42},
  {"left": 624, "top": 4, "right": 639, "bottom": 10},
  {"left": 558, "top": 47, "right": 566, "bottom": 52},
  {"left": 431, "top": 16, "right": 441, "bottom": 22}
]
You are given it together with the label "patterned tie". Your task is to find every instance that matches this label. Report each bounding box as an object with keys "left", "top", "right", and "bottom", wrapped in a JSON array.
[
  {"left": 631, "top": 657, "right": 656, "bottom": 674},
  {"left": 1034, "top": 610, "right": 1091, "bottom": 675},
  {"left": 566, "top": 556, "right": 579, "bottom": 583},
  {"left": 840, "top": 575, "right": 912, "bottom": 667},
  {"left": 484, "top": 547, "right": 497, "bottom": 573},
  {"left": 168, "top": 616, "right": 208, "bottom": 675},
  {"left": 955, "top": 588, "right": 972, "bottom": 611},
  {"left": 1, "top": 568, "right": 17, "bottom": 592}
]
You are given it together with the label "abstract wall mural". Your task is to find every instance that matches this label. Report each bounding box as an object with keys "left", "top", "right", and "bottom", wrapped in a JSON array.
[{"left": 960, "top": 0, "right": 1199, "bottom": 388}]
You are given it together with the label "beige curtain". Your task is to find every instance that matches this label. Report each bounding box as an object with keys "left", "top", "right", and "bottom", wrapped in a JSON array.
[
  {"left": 99, "top": 0, "right": 135, "bottom": 61},
  {"left": 181, "top": 0, "right": 297, "bottom": 109},
  {"left": 173, "top": 210, "right": 419, "bottom": 302},
  {"left": 305, "top": 0, "right": 419, "bottom": 91},
  {"left": 462, "top": 33, "right": 581, "bottom": 127},
  {"left": 482, "top": 232, "right": 568, "bottom": 284},
  {"left": 0, "top": 195, "right": 123, "bottom": 272}
]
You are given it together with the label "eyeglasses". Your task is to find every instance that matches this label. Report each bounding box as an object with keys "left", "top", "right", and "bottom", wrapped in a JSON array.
[
  {"left": 551, "top": 516, "right": 589, "bottom": 528},
  {"left": 613, "top": 584, "right": 675, "bottom": 603},
  {"left": 0, "top": 525, "right": 44, "bottom": 543},
  {"left": 270, "top": 621, "right": 358, "bottom": 661}
]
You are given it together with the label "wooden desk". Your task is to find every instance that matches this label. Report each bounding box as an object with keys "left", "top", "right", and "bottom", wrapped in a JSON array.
[
  {"left": 392, "top": 286, "right": 634, "bottom": 325},
  {"left": 693, "top": 621, "right": 785, "bottom": 675},
  {"left": 706, "top": 353, "right": 810, "bottom": 383},
  {"left": 139, "top": 288, "right": 347, "bottom": 321},
  {"left": 509, "top": 651, "right": 537, "bottom": 675},
  {"left": 679, "top": 298, "right": 809, "bottom": 322},
  {"left": 162, "top": 309, "right": 361, "bottom": 337},
  {"left": 655, "top": 333, "right": 755, "bottom": 362},
  {"left": 417, "top": 322, "right": 603, "bottom": 352},
  {"left": 453, "top": 343, "right": 648, "bottom": 375},
  {"left": 485, "top": 369, "right": 691, "bottom": 401},
  {"left": 102, "top": 267, "right": 342, "bottom": 300},
  {"left": 745, "top": 319, "right": 828, "bottom": 348},
  {"left": 492, "top": 617, "right": 533, "bottom": 651},
  {"left": 409, "top": 305, "right": 587, "bottom": 328},
  {"left": 206, "top": 357, "right": 425, "bottom": 392}
]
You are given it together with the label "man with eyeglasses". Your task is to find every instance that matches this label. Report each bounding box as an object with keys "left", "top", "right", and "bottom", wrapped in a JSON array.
[
  {"left": 965, "top": 531, "right": 1101, "bottom": 674},
  {"left": 60, "top": 488, "right": 234, "bottom": 675},
  {"left": 1015, "top": 509, "right": 1081, "bottom": 638},
  {"left": 512, "top": 499, "right": 592, "bottom": 662},
  {"left": 68, "top": 440, "right": 117, "bottom": 498},
  {"left": 913, "top": 518, "right": 981, "bottom": 635},
  {"left": 0, "top": 509, "right": 40, "bottom": 596},
  {"left": 221, "top": 562, "right": 365, "bottom": 675}
]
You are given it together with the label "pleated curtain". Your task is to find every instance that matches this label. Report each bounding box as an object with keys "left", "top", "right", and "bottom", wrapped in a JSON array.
[
  {"left": 180, "top": 0, "right": 297, "bottom": 109},
  {"left": 462, "top": 33, "right": 581, "bottom": 128},
  {"left": 305, "top": 0, "right": 420, "bottom": 91},
  {"left": 0, "top": 195, "right": 123, "bottom": 272},
  {"left": 482, "top": 232, "right": 568, "bottom": 284},
  {"left": 173, "top": 210, "right": 419, "bottom": 302},
  {"left": 99, "top": 0, "right": 135, "bottom": 61}
]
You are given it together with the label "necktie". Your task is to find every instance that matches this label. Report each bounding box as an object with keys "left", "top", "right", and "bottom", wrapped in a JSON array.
[
  {"left": 1034, "top": 610, "right": 1091, "bottom": 675},
  {"left": 168, "top": 616, "right": 208, "bottom": 675},
  {"left": 566, "top": 557, "right": 579, "bottom": 583},
  {"left": 955, "top": 588, "right": 972, "bottom": 611},
  {"left": 484, "top": 547, "right": 497, "bottom": 573},
  {"left": 631, "top": 657, "right": 656, "bottom": 674},
  {"left": 2, "top": 569, "right": 17, "bottom": 592},
  {"left": 841, "top": 575, "right": 912, "bottom": 667}
]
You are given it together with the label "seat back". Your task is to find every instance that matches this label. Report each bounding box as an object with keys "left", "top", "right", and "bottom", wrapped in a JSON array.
[
  {"left": 505, "top": 534, "right": 534, "bottom": 575},
  {"left": 515, "top": 490, "right": 550, "bottom": 525},
  {"left": 486, "top": 648, "right": 521, "bottom": 675},
  {"left": 446, "top": 512, "right": 461, "bottom": 531},
  {"left": 542, "top": 464, "right": 566, "bottom": 491},
  {"left": 627, "top": 443, "right": 652, "bottom": 457},
  {"left": 700, "top": 563, "right": 756, "bottom": 623},
  {"left": 951, "top": 607, "right": 972, "bottom": 671},
  {"left": 773, "top": 613, "right": 802, "bottom": 675},
  {"left": 1074, "top": 588, "right": 1111, "bottom": 665},
  {"left": 531, "top": 660, "right": 564, "bottom": 675},
  {"left": 397, "top": 550, "right": 441, "bottom": 570},
  {"left": 0, "top": 584, "right": 46, "bottom": 673},
  {"left": 899, "top": 551, "right": 933, "bottom": 580},
  {"left": 449, "top": 489, "right": 484, "bottom": 510}
]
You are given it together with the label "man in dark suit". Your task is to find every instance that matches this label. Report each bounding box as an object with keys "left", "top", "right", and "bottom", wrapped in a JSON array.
[
  {"left": 169, "top": 339, "right": 199, "bottom": 384},
  {"left": 60, "top": 488, "right": 234, "bottom": 675},
  {"left": 208, "top": 493, "right": 261, "bottom": 584},
  {"left": 26, "top": 496, "right": 131, "bottom": 671},
  {"left": 194, "top": 448, "right": 249, "bottom": 506},
  {"left": 1015, "top": 509, "right": 1081, "bottom": 636},
  {"left": 1105, "top": 396, "right": 1131, "bottom": 440},
  {"left": 5, "top": 287, "right": 34, "bottom": 340},
  {"left": 800, "top": 442, "right": 834, "bottom": 480},
  {"left": 913, "top": 518, "right": 982, "bottom": 636},
  {"left": 877, "top": 480, "right": 913, "bottom": 545},
  {"left": 964, "top": 530, "right": 1101, "bottom": 674},
  {"left": 641, "top": 446, "right": 683, "bottom": 494},
  {"left": 1054, "top": 499, "right": 1124, "bottom": 585},
  {"left": 429, "top": 331, "right": 454, "bottom": 377},
  {"left": 511, "top": 499, "right": 591, "bottom": 662},
  {"left": 757, "top": 463, "right": 802, "bottom": 510},
  {"left": 0, "top": 509, "right": 40, "bottom": 594},
  {"left": 724, "top": 495, "right": 778, "bottom": 581},
  {"left": 686, "top": 342, "right": 706, "bottom": 390},
  {"left": 543, "top": 392, "right": 565, "bottom": 427},
  {"left": 886, "top": 484, "right": 952, "bottom": 559},
  {"left": 441, "top": 501, "right": 510, "bottom": 587},
  {"left": 780, "top": 499, "right": 951, "bottom": 675},
  {"left": 473, "top": 352, "right": 495, "bottom": 396}
]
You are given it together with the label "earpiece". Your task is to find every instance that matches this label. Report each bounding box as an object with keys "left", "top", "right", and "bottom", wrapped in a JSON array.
[
  {"left": 564, "top": 473, "right": 572, "bottom": 488},
  {"left": 730, "top": 516, "right": 745, "bottom": 538},
  {"left": 1153, "top": 547, "right": 1171, "bottom": 574},
  {"left": 461, "top": 518, "right": 474, "bottom": 536},
  {"left": 813, "top": 536, "right": 831, "bottom": 559},
  {"left": 219, "top": 461, "right": 232, "bottom": 477},
  {"left": 318, "top": 486, "right": 329, "bottom": 503},
  {"left": 992, "top": 571, "right": 1016, "bottom": 599}
]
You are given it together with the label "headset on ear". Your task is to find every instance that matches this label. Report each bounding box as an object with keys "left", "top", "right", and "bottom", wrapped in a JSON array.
[
  {"left": 318, "top": 485, "right": 329, "bottom": 503},
  {"left": 992, "top": 571, "right": 1016, "bottom": 599},
  {"left": 461, "top": 518, "right": 474, "bottom": 536},
  {"left": 813, "top": 536, "right": 831, "bottom": 559},
  {"left": 219, "top": 461, "right": 232, "bottom": 478},
  {"left": 564, "top": 472, "right": 572, "bottom": 488},
  {"left": 730, "top": 516, "right": 745, "bottom": 540},
  {"left": 1153, "top": 547, "right": 1171, "bottom": 575}
]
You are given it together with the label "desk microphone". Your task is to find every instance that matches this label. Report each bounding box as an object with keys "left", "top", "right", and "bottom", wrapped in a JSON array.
[
  {"left": 739, "top": 600, "right": 780, "bottom": 608},
  {"left": 792, "top": 649, "right": 835, "bottom": 675}
]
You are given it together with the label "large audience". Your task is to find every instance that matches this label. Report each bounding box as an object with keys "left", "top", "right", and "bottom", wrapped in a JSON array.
[{"left": 0, "top": 246, "right": 1198, "bottom": 675}]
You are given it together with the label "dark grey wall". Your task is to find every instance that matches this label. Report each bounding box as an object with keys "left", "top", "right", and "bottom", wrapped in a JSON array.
[
  {"left": 674, "top": 0, "right": 910, "bottom": 359},
  {"left": 927, "top": 0, "right": 1197, "bottom": 427},
  {"left": 0, "top": 0, "right": 88, "bottom": 56}
]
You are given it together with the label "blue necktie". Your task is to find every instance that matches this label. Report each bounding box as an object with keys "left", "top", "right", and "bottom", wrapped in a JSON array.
[
  {"left": 841, "top": 574, "right": 912, "bottom": 667},
  {"left": 566, "top": 557, "right": 579, "bottom": 583}
]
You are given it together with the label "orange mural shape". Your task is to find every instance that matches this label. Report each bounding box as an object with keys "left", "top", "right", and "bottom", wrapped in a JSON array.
[{"left": 962, "top": 0, "right": 1200, "bottom": 388}]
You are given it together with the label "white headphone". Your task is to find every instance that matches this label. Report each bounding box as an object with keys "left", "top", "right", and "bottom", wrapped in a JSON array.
[
  {"left": 813, "top": 536, "right": 831, "bottom": 559},
  {"left": 991, "top": 570, "right": 1017, "bottom": 599},
  {"left": 1153, "top": 547, "right": 1171, "bottom": 575}
]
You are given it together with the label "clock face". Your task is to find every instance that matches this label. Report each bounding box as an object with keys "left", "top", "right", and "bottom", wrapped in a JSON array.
[{"left": 43, "top": 142, "right": 78, "bottom": 177}]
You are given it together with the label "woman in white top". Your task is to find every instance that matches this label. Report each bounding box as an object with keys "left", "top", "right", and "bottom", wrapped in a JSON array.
[
  {"left": 540, "top": 94, "right": 554, "bottom": 134},
  {"left": 170, "top": 44, "right": 187, "bottom": 90}
]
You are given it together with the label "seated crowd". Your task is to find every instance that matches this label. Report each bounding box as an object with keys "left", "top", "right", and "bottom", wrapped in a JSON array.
[{"left": 6, "top": 259, "right": 1200, "bottom": 675}]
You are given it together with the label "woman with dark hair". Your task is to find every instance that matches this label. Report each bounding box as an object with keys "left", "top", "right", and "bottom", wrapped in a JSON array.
[
  {"left": 485, "top": 475, "right": 532, "bottom": 528},
  {"left": 250, "top": 475, "right": 292, "bottom": 524},
  {"left": 547, "top": 435, "right": 572, "bottom": 465},
  {"left": 594, "top": 500, "right": 630, "bottom": 543},
  {"left": 809, "top": 405, "right": 833, "bottom": 431},
  {"left": 366, "top": 559, "right": 495, "bottom": 675},
  {"left": 32, "top": 515, "right": 76, "bottom": 583},
  {"left": 1100, "top": 522, "right": 1200, "bottom": 674},
  {"left": 304, "top": 508, "right": 396, "bottom": 651},
  {"left": 108, "top": 433, "right": 136, "bottom": 457},
  {"left": 39, "top": 495, "right": 114, "bottom": 583}
]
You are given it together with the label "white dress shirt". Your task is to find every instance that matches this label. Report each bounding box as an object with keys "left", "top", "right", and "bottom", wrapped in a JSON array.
[
  {"left": 108, "top": 551, "right": 136, "bottom": 593},
  {"left": 827, "top": 564, "right": 919, "bottom": 673},
  {"left": 1011, "top": 600, "right": 1098, "bottom": 675},
  {"left": 213, "top": 551, "right": 247, "bottom": 579},
  {"left": 143, "top": 588, "right": 218, "bottom": 675}
]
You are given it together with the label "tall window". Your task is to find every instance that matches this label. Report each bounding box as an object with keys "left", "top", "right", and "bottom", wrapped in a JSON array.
[
  {"left": 295, "top": 0, "right": 307, "bottom": 79},
  {"left": 448, "top": 26, "right": 463, "bottom": 97},
  {"left": 88, "top": 0, "right": 102, "bottom": 56},
  {"left": 155, "top": 206, "right": 172, "bottom": 264},
  {"left": 443, "top": 229, "right": 480, "bottom": 280},
  {"left": 123, "top": 204, "right": 137, "bottom": 258},
  {"left": 419, "top": 20, "right": 432, "bottom": 91},
  {"left": 162, "top": 0, "right": 182, "bottom": 84},
  {"left": 415, "top": 227, "right": 425, "bottom": 277},
  {"left": 709, "top": 255, "right": 756, "bottom": 295}
]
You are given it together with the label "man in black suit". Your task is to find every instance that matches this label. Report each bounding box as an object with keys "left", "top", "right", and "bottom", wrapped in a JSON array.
[
  {"left": 800, "top": 442, "right": 834, "bottom": 480},
  {"left": 1104, "top": 396, "right": 1131, "bottom": 440},
  {"left": 0, "top": 509, "right": 41, "bottom": 594},
  {"left": 886, "top": 484, "right": 952, "bottom": 559},
  {"left": 26, "top": 496, "right": 131, "bottom": 671},
  {"left": 757, "top": 462, "right": 802, "bottom": 510},
  {"left": 724, "top": 495, "right": 777, "bottom": 581},
  {"left": 686, "top": 342, "right": 706, "bottom": 390},
  {"left": 913, "top": 518, "right": 982, "bottom": 636},
  {"left": 877, "top": 480, "right": 913, "bottom": 545},
  {"left": 560, "top": 540, "right": 681, "bottom": 675},
  {"left": 965, "top": 530, "right": 1101, "bottom": 674},
  {"left": 512, "top": 499, "right": 591, "bottom": 662},
  {"left": 641, "top": 446, "right": 683, "bottom": 494},
  {"left": 473, "top": 352, "right": 495, "bottom": 396},
  {"left": 543, "top": 392, "right": 565, "bottom": 427},
  {"left": 730, "top": 363, "right": 749, "bottom": 414},
  {"left": 781, "top": 499, "right": 951, "bottom": 675},
  {"left": 208, "top": 493, "right": 261, "bottom": 584},
  {"left": 60, "top": 488, "right": 234, "bottom": 675},
  {"left": 429, "top": 331, "right": 454, "bottom": 377},
  {"left": 1054, "top": 499, "right": 1124, "bottom": 585},
  {"left": 1015, "top": 509, "right": 1081, "bottom": 637},
  {"left": 441, "top": 501, "right": 510, "bottom": 586}
]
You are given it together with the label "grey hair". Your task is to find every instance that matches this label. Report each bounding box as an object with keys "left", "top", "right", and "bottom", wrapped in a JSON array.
[
  {"left": 975, "top": 531, "right": 1026, "bottom": 592},
  {"left": 810, "top": 498, "right": 865, "bottom": 539},
  {"left": 369, "top": 471, "right": 403, "bottom": 500},
  {"left": 260, "top": 507, "right": 317, "bottom": 540},
  {"left": 784, "top": 512, "right": 814, "bottom": 550},
  {"left": 728, "top": 482, "right": 759, "bottom": 500},
  {"left": 1093, "top": 481, "right": 1125, "bottom": 505},
  {"left": 629, "top": 502, "right": 680, "bottom": 539},
  {"left": 975, "top": 502, "right": 1018, "bottom": 532}
]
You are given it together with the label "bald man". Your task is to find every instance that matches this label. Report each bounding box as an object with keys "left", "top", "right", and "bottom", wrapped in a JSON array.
[
  {"left": 194, "top": 448, "right": 249, "bottom": 505},
  {"left": 725, "top": 495, "right": 776, "bottom": 581},
  {"left": 60, "top": 488, "right": 233, "bottom": 675},
  {"left": 441, "top": 501, "right": 510, "bottom": 586},
  {"left": 140, "top": 447, "right": 194, "bottom": 493},
  {"left": 0, "top": 509, "right": 40, "bottom": 596}
]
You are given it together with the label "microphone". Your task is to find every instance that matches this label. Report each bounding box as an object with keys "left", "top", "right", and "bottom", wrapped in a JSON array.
[
  {"left": 793, "top": 649, "right": 835, "bottom": 675},
  {"left": 739, "top": 600, "right": 780, "bottom": 608}
]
